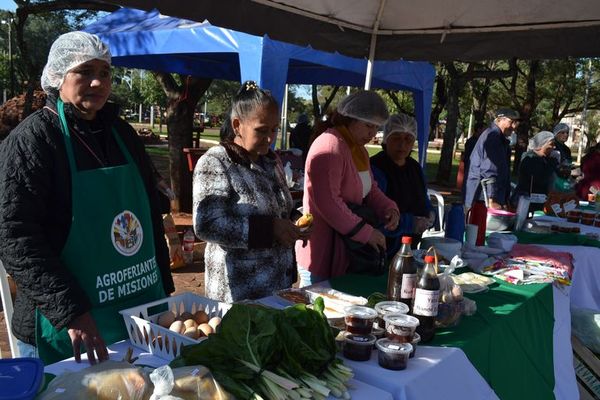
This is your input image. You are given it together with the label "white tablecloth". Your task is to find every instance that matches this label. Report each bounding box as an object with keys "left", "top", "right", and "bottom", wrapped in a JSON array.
[
  {"left": 343, "top": 346, "right": 497, "bottom": 400},
  {"left": 45, "top": 340, "right": 393, "bottom": 400},
  {"left": 533, "top": 215, "right": 600, "bottom": 235}
]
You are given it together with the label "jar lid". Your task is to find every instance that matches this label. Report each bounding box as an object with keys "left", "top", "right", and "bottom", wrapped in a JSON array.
[
  {"left": 0, "top": 358, "right": 44, "bottom": 400},
  {"left": 343, "top": 305, "right": 378, "bottom": 319},
  {"left": 345, "top": 333, "right": 377, "bottom": 346},
  {"left": 374, "top": 301, "right": 409, "bottom": 315},
  {"left": 375, "top": 338, "right": 413, "bottom": 354},
  {"left": 383, "top": 313, "right": 420, "bottom": 327}
]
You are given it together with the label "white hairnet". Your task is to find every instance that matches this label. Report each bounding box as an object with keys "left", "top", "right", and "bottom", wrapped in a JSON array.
[
  {"left": 528, "top": 131, "right": 554, "bottom": 151},
  {"left": 383, "top": 113, "right": 417, "bottom": 143},
  {"left": 553, "top": 123, "right": 570, "bottom": 136},
  {"left": 336, "top": 90, "right": 389, "bottom": 126},
  {"left": 41, "top": 31, "right": 111, "bottom": 93}
]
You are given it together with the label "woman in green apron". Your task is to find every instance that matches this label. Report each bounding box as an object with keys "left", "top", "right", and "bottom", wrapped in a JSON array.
[{"left": 0, "top": 32, "right": 174, "bottom": 365}]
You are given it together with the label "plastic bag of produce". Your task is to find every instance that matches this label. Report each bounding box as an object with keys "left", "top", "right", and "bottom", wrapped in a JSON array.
[
  {"left": 149, "top": 365, "right": 232, "bottom": 400},
  {"left": 436, "top": 264, "right": 464, "bottom": 328},
  {"left": 572, "top": 307, "right": 600, "bottom": 354},
  {"left": 38, "top": 360, "right": 152, "bottom": 400}
]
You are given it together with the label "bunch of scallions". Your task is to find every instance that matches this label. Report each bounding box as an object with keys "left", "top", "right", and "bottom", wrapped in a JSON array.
[{"left": 170, "top": 297, "right": 354, "bottom": 399}]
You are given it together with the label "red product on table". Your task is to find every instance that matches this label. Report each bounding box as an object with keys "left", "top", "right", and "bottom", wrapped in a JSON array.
[
  {"left": 468, "top": 201, "right": 487, "bottom": 246},
  {"left": 386, "top": 236, "right": 417, "bottom": 311},
  {"left": 411, "top": 255, "right": 440, "bottom": 343}
]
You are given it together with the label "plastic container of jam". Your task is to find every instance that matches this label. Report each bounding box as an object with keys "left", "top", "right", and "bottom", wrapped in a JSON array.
[
  {"left": 566, "top": 210, "right": 581, "bottom": 223},
  {"left": 374, "top": 301, "right": 409, "bottom": 329},
  {"left": 343, "top": 333, "right": 376, "bottom": 361},
  {"left": 344, "top": 305, "right": 378, "bottom": 335},
  {"left": 581, "top": 211, "right": 596, "bottom": 226},
  {"left": 383, "top": 313, "right": 419, "bottom": 343},
  {"left": 372, "top": 326, "right": 385, "bottom": 339},
  {"left": 410, "top": 332, "right": 421, "bottom": 358},
  {"left": 376, "top": 339, "right": 412, "bottom": 370}
]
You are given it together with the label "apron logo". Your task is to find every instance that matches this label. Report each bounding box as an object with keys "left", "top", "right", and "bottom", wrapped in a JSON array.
[{"left": 111, "top": 210, "right": 143, "bottom": 256}]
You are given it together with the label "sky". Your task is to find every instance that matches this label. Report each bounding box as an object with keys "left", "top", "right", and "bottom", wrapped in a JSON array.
[{"left": 0, "top": 0, "right": 15, "bottom": 11}]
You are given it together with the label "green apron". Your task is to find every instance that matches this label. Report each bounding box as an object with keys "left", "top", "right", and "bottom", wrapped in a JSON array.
[{"left": 35, "top": 99, "right": 165, "bottom": 364}]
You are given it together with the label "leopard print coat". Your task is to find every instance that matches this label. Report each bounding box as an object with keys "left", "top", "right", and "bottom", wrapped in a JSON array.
[{"left": 192, "top": 143, "right": 295, "bottom": 302}]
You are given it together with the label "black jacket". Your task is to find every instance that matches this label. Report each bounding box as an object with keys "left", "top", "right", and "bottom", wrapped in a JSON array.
[
  {"left": 0, "top": 92, "right": 174, "bottom": 344},
  {"left": 510, "top": 151, "right": 557, "bottom": 209}
]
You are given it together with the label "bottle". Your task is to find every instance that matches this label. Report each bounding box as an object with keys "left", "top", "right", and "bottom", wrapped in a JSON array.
[
  {"left": 411, "top": 255, "right": 440, "bottom": 343},
  {"left": 182, "top": 228, "right": 195, "bottom": 265},
  {"left": 386, "top": 236, "right": 417, "bottom": 311},
  {"left": 445, "top": 202, "right": 465, "bottom": 243}
]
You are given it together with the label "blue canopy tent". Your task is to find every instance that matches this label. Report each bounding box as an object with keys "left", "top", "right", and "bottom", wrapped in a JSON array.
[{"left": 85, "top": 8, "right": 435, "bottom": 163}]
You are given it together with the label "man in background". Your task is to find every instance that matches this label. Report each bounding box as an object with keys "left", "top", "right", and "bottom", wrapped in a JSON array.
[
  {"left": 465, "top": 108, "right": 520, "bottom": 211},
  {"left": 289, "top": 114, "right": 312, "bottom": 161}
]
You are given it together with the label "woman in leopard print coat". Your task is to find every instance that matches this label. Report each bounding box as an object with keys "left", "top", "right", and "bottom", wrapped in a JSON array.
[{"left": 192, "top": 82, "right": 307, "bottom": 302}]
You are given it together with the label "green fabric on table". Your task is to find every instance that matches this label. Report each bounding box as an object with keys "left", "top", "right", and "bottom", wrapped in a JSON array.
[
  {"left": 330, "top": 273, "right": 555, "bottom": 400},
  {"left": 514, "top": 230, "right": 600, "bottom": 248}
]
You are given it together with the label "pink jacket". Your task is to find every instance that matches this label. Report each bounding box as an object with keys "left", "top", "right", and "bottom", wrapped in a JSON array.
[{"left": 295, "top": 128, "right": 398, "bottom": 278}]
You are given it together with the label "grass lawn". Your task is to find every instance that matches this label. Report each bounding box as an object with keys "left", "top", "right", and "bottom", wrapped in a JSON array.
[{"left": 146, "top": 137, "right": 459, "bottom": 192}]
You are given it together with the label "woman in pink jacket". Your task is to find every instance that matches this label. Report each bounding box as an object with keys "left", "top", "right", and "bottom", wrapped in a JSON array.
[{"left": 295, "top": 91, "right": 400, "bottom": 286}]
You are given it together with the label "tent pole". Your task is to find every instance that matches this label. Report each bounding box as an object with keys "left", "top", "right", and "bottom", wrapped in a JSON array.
[
  {"left": 280, "top": 84, "right": 289, "bottom": 149},
  {"left": 364, "top": 0, "right": 387, "bottom": 90}
]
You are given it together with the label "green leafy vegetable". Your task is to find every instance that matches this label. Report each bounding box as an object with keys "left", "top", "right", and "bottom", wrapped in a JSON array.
[{"left": 170, "top": 299, "right": 353, "bottom": 399}]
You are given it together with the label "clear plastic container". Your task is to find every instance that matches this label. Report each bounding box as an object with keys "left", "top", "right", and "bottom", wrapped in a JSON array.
[
  {"left": 343, "top": 305, "right": 378, "bottom": 335},
  {"left": 376, "top": 339, "right": 413, "bottom": 370},
  {"left": 343, "top": 333, "right": 376, "bottom": 361},
  {"left": 410, "top": 332, "right": 421, "bottom": 358},
  {"left": 383, "top": 313, "right": 419, "bottom": 343},
  {"left": 372, "top": 326, "right": 385, "bottom": 339},
  {"left": 374, "top": 301, "right": 409, "bottom": 328}
]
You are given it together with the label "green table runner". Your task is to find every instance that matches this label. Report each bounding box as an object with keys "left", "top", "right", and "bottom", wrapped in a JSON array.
[
  {"left": 514, "top": 230, "right": 600, "bottom": 248},
  {"left": 330, "top": 273, "right": 555, "bottom": 400}
]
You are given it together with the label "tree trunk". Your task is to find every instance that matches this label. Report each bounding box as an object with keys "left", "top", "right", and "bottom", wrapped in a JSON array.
[
  {"left": 436, "top": 75, "right": 461, "bottom": 184},
  {"left": 311, "top": 84, "right": 320, "bottom": 122},
  {"left": 512, "top": 60, "right": 539, "bottom": 175},
  {"left": 155, "top": 73, "right": 212, "bottom": 213},
  {"left": 429, "top": 74, "right": 447, "bottom": 141},
  {"left": 472, "top": 78, "right": 491, "bottom": 127}
]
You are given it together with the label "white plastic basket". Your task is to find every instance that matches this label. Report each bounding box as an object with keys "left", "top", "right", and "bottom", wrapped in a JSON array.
[{"left": 119, "top": 292, "right": 231, "bottom": 360}]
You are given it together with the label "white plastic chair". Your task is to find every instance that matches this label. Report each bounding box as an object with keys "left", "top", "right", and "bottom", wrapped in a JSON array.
[
  {"left": 422, "top": 188, "right": 445, "bottom": 238},
  {"left": 0, "top": 260, "right": 19, "bottom": 358}
]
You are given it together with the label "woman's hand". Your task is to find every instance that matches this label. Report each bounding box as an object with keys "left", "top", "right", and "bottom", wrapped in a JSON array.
[
  {"left": 413, "top": 216, "right": 431, "bottom": 235},
  {"left": 384, "top": 209, "right": 400, "bottom": 231},
  {"left": 367, "top": 229, "right": 386, "bottom": 252},
  {"left": 273, "top": 218, "right": 303, "bottom": 248},
  {"left": 67, "top": 312, "right": 109, "bottom": 365}
]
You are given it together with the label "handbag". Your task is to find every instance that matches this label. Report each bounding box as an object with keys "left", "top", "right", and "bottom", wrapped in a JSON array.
[{"left": 339, "top": 202, "right": 387, "bottom": 275}]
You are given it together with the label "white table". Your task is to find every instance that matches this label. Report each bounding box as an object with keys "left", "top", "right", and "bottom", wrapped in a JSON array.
[
  {"left": 45, "top": 340, "right": 394, "bottom": 400},
  {"left": 261, "top": 281, "right": 578, "bottom": 400},
  {"left": 530, "top": 215, "right": 600, "bottom": 311},
  {"left": 343, "top": 346, "right": 497, "bottom": 400}
]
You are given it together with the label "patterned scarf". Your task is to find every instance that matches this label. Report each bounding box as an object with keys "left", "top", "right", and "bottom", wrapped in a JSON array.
[{"left": 336, "top": 125, "right": 369, "bottom": 171}]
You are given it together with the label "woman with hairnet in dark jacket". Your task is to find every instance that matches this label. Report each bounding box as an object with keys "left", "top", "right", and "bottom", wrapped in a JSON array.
[
  {"left": 511, "top": 131, "right": 557, "bottom": 211},
  {"left": 0, "top": 31, "right": 173, "bottom": 364}
]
